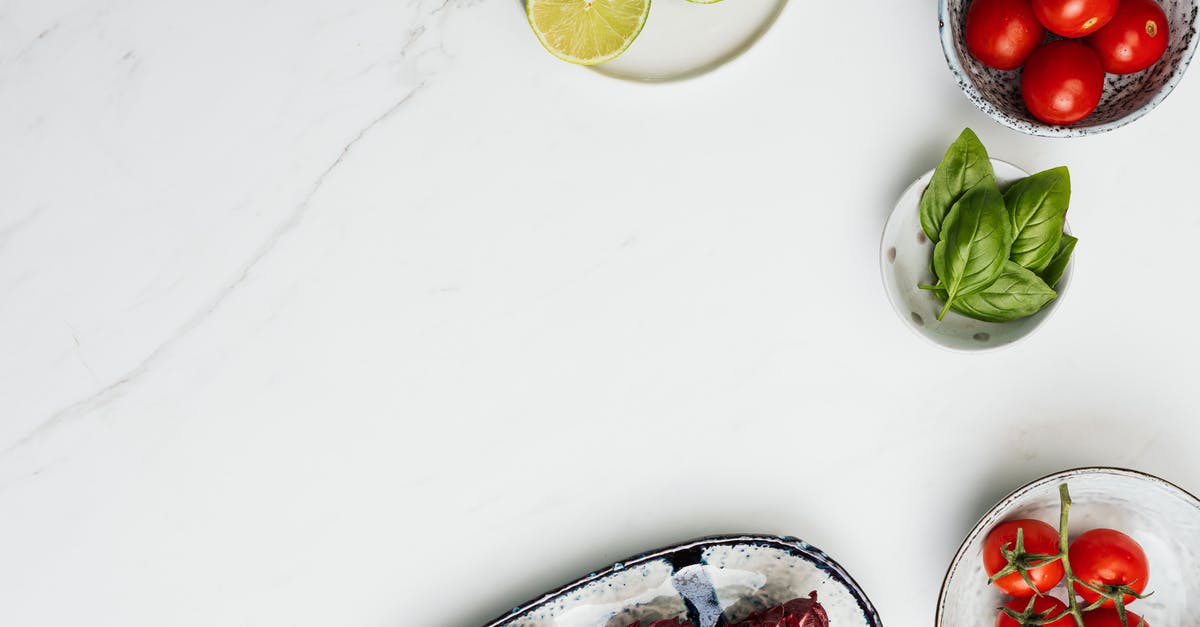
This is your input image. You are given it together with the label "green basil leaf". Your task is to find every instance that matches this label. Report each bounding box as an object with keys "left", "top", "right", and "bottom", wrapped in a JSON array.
[
  {"left": 919, "top": 128, "right": 996, "bottom": 242},
  {"left": 932, "top": 183, "right": 1013, "bottom": 320},
  {"left": 1038, "top": 233, "right": 1077, "bottom": 289},
  {"left": 951, "top": 261, "right": 1057, "bottom": 322},
  {"left": 1005, "top": 166, "right": 1070, "bottom": 272}
]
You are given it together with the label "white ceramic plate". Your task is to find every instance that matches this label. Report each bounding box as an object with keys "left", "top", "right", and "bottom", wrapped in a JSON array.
[{"left": 593, "top": 0, "right": 788, "bottom": 82}]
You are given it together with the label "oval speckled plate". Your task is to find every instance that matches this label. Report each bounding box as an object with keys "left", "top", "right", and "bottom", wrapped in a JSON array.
[{"left": 483, "top": 534, "right": 882, "bottom": 627}]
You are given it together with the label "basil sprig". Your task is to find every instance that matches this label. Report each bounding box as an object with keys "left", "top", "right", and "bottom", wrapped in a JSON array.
[
  {"left": 920, "top": 128, "right": 996, "bottom": 243},
  {"left": 1006, "top": 166, "right": 1070, "bottom": 273},
  {"left": 1039, "top": 233, "right": 1077, "bottom": 289},
  {"left": 930, "top": 184, "right": 1013, "bottom": 320},
  {"left": 918, "top": 129, "right": 1077, "bottom": 323},
  {"left": 951, "top": 261, "right": 1058, "bottom": 323}
]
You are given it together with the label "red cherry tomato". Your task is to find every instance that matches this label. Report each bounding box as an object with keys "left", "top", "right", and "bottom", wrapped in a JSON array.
[
  {"left": 967, "top": 0, "right": 1047, "bottom": 70},
  {"left": 1033, "top": 0, "right": 1120, "bottom": 37},
  {"left": 1069, "top": 528, "right": 1150, "bottom": 608},
  {"left": 1082, "top": 608, "right": 1149, "bottom": 627},
  {"left": 1085, "top": 0, "right": 1170, "bottom": 74},
  {"left": 1021, "top": 40, "right": 1104, "bottom": 124},
  {"left": 996, "top": 596, "right": 1074, "bottom": 627},
  {"left": 983, "top": 519, "right": 1065, "bottom": 596}
]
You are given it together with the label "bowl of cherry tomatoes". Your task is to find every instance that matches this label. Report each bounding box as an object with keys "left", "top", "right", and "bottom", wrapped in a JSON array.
[
  {"left": 939, "top": 0, "right": 1200, "bottom": 136},
  {"left": 936, "top": 467, "right": 1200, "bottom": 626}
]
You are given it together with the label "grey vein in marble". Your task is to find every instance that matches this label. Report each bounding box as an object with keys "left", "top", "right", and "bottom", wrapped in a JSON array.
[
  {"left": 1, "top": 84, "right": 429, "bottom": 462},
  {"left": 0, "top": 208, "right": 42, "bottom": 256}
]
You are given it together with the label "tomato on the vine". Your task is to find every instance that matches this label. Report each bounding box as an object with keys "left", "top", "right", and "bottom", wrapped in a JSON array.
[
  {"left": 996, "top": 596, "right": 1074, "bottom": 627},
  {"left": 1085, "top": 0, "right": 1170, "bottom": 74},
  {"left": 1021, "top": 40, "right": 1104, "bottom": 124},
  {"left": 1069, "top": 528, "right": 1150, "bottom": 608},
  {"left": 967, "top": 0, "right": 1047, "bottom": 70},
  {"left": 1032, "top": 0, "right": 1119, "bottom": 38},
  {"left": 983, "top": 519, "right": 1065, "bottom": 596},
  {"left": 1081, "top": 608, "right": 1148, "bottom": 627}
]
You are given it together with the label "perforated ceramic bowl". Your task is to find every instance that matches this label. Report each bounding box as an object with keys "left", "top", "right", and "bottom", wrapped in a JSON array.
[
  {"left": 937, "top": 468, "right": 1200, "bottom": 627},
  {"left": 939, "top": 0, "right": 1200, "bottom": 136},
  {"left": 880, "top": 159, "right": 1074, "bottom": 352}
]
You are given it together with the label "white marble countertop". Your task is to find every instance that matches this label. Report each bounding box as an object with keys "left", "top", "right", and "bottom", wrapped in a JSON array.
[{"left": 3, "top": 2, "right": 1199, "bottom": 626}]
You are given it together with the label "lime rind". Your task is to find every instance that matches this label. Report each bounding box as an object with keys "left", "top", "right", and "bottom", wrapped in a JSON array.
[{"left": 526, "top": 0, "right": 652, "bottom": 66}]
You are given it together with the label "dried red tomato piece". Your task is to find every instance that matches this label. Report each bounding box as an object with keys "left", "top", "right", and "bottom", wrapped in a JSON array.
[
  {"left": 627, "top": 592, "right": 827, "bottom": 627},
  {"left": 731, "top": 592, "right": 829, "bottom": 627}
]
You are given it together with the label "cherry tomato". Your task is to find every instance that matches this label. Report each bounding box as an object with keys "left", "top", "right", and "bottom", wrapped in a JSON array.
[
  {"left": 1021, "top": 40, "right": 1104, "bottom": 124},
  {"left": 1082, "top": 608, "right": 1148, "bottom": 627},
  {"left": 967, "top": 0, "right": 1047, "bottom": 70},
  {"left": 983, "top": 519, "right": 1065, "bottom": 596},
  {"left": 996, "top": 596, "right": 1074, "bottom": 627},
  {"left": 1069, "top": 528, "right": 1150, "bottom": 608},
  {"left": 1085, "top": 0, "right": 1170, "bottom": 74},
  {"left": 1033, "top": 0, "right": 1119, "bottom": 37}
]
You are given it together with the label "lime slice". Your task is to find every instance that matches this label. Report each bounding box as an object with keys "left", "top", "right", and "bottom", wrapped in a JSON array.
[{"left": 527, "top": 0, "right": 652, "bottom": 66}]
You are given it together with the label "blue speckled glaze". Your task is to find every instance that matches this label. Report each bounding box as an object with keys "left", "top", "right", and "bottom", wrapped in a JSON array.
[
  {"left": 482, "top": 534, "right": 882, "bottom": 627},
  {"left": 939, "top": 0, "right": 1199, "bottom": 137}
]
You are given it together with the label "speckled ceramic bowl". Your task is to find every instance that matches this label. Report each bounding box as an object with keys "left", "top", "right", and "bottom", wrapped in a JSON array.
[
  {"left": 484, "top": 534, "right": 881, "bottom": 627},
  {"left": 939, "top": 0, "right": 1200, "bottom": 136},
  {"left": 880, "top": 159, "right": 1074, "bottom": 352},
  {"left": 937, "top": 468, "right": 1200, "bottom": 627}
]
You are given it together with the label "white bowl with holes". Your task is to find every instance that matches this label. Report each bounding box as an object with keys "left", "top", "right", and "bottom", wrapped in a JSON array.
[{"left": 880, "top": 159, "right": 1074, "bottom": 352}]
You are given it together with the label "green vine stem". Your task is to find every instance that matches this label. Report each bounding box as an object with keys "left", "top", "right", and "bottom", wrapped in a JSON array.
[{"left": 1057, "top": 484, "right": 1086, "bottom": 627}]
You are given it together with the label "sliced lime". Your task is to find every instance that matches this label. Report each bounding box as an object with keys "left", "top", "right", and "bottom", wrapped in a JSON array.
[{"left": 527, "top": 0, "right": 652, "bottom": 65}]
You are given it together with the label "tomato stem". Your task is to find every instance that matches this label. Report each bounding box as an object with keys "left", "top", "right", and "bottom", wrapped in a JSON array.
[
  {"left": 1053, "top": 484, "right": 1142, "bottom": 627},
  {"left": 1057, "top": 484, "right": 1086, "bottom": 627}
]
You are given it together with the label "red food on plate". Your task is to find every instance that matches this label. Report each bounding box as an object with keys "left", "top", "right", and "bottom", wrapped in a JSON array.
[
  {"left": 1032, "top": 0, "right": 1119, "bottom": 37},
  {"left": 627, "top": 592, "right": 828, "bottom": 627},
  {"left": 1069, "top": 528, "right": 1150, "bottom": 608},
  {"left": 1021, "top": 40, "right": 1105, "bottom": 124},
  {"left": 982, "top": 519, "right": 1065, "bottom": 596},
  {"left": 966, "top": 0, "right": 1047, "bottom": 70},
  {"left": 734, "top": 592, "right": 830, "bottom": 627},
  {"left": 1086, "top": 0, "right": 1170, "bottom": 74}
]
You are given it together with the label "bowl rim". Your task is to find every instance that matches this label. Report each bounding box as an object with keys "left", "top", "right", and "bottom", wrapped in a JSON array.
[
  {"left": 588, "top": 0, "right": 792, "bottom": 83},
  {"left": 878, "top": 158, "right": 1074, "bottom": 354},
  {"left": 933, "top": 466, "right": 1200, "bottom": 626},
  {"left": 937, "top": 0, "right": 1200, "bottom": 137}
]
